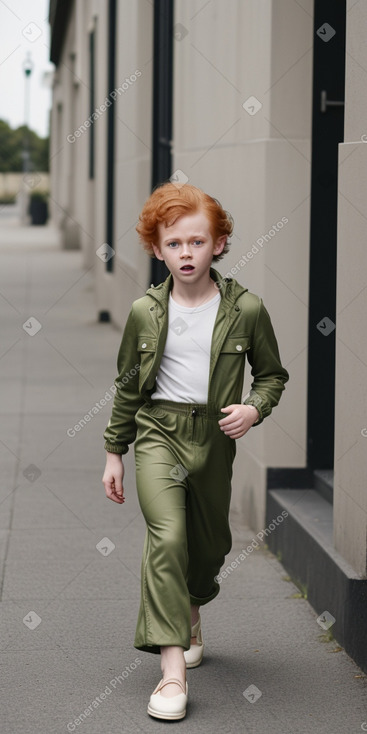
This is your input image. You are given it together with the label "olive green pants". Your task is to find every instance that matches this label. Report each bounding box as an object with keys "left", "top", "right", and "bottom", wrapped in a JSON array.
[{"left": 133, "top": 400, "right": 236, "bottom": 655}]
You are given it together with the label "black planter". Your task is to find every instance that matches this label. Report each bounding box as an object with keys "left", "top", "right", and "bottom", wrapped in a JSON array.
[{"left": 29, "top": 198, "right": 48, "bottom": 225}]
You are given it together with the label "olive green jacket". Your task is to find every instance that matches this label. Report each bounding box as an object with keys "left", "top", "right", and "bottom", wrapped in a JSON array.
[{"left": 103, "top": 268, "right": 289, "bottom": 454}]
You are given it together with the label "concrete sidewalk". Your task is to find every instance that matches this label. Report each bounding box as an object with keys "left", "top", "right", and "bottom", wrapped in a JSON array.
[{"left": 1, "top": 211, "right": 366, "bottom": 734}]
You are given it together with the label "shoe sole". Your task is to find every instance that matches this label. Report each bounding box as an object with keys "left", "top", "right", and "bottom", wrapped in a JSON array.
[
  {"left": 147, "top": 705, "right": 186, "bottom": 720},
  {"left": 185, "top": 646, "right": 204, "bottom": 668},
  {"left": 185, "top": 657, "right": 203, "bottom": 669}
]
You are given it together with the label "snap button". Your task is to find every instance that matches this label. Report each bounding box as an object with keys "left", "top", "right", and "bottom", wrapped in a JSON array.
[
  {"left": 150, "top": 306, "right": 154, "bottom": 311},
  {"left": 236, "top": 344, "right": 243, "bottom": 352},
  {"left": 235, "top": 305, "right": 240, "bottom": 312},
  {"left": 141, "top": 342, "right": 147, "bottom": 349}
]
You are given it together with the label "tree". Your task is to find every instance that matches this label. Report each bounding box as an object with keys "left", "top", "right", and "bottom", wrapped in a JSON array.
[{"left": 0, "top": 119, "right": 49, "bottom": 172}]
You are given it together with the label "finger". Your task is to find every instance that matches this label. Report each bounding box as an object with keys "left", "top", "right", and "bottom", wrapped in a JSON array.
[
  {"left": 104, "top": 480, "right": 124, "bottom": 503},
  {"left": 114, "top": 480, "right": 124, "bottom": 496},
  {"left": 219, "top": 414, "right": 238, "bottom": 426},
  {"left": 107, "top": 488, "right": 125, "bottom": 504},
  {"left": 220, "top": 405, "right": 234, "bottom": 420},
  {"left": 109, "top": 493, "right": 125, "bottom": 504},
  {"left": 220, "top": 405, "right": 235, "bottom": 414},
  {"left": 225, "top": 426, "right": 249, "bottom": 438},
  {"left": 103, "top": 480, "right": 114, "bottom": 497},
  {"left": 219, "top": 406, "right": 241, "bottom": 420},
  {"left": 220, "top": 417, "right": 242, "bottom": 430},
  {"left": 222, "top": 422, "right": 245, "bottom": 434}
]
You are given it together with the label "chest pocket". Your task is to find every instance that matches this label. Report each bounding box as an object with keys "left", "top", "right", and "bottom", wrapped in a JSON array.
[
  {"left": 220, "top": 336, "right": 250, "bottom": 354},
  {"left": 137, "top": 336, "right": 157, "bottom": 384}
]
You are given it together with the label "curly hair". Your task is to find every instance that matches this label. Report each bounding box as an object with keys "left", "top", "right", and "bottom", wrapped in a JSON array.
[{"left": 135, "top": 181, "right": 233, "bottom": 262}]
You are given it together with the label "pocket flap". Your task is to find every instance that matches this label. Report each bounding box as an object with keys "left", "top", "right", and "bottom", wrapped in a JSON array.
[
  {"left": 220, "top": 336, "right": 250, "bottom": 354},
  {"left": 137, "top": 337, "right": 157, "bottom": 353}
]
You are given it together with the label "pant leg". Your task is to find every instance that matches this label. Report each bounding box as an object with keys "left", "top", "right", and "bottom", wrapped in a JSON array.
[
  {"left": 132, "top": 401, "right": 237, "bottom": 654},
  {"left": 133, "top": 404, "right": 191, "bottom": 654},
  {"left": 185, "top": 411, "right": 236, "bottom": 606}
]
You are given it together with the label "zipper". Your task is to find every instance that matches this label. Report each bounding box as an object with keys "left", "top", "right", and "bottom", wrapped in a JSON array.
[{"left": 191, "top": 408, "right": 197, "bottom": 443}]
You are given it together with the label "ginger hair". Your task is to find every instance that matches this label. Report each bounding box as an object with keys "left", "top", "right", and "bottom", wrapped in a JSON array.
[{"left": 135, "top": 181, "right": 233, "bottom": 261}]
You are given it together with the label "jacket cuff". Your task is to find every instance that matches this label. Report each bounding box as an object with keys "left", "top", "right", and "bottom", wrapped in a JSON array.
[
  {"left": 104, "top": 441, "right": 128, "bottom": 455},
  {"left": 243, "top": 391, "right": 271, "bottom": 426}
]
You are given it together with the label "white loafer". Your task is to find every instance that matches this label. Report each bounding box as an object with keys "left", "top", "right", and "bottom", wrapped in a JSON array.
[
  {"left": 184, "top": 615, "right": 204, "bottom": 668},
  {"left": 147, "top": 677, "right": 188, "bottom": 720}
]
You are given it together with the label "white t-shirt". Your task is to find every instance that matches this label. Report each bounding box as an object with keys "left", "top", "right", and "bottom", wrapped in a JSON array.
[{"left": 150, "top": 291, "right": 221, "bottom": 403}]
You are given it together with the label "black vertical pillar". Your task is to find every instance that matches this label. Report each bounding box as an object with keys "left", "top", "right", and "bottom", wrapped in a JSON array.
[
  {"left": 106, "top": 0, "right": 117, "bottom": 275},
  {"left": 89, "top": 28, "right": 95, "bottom": 180},
  {"left": 150, "top": 0, "right": 173, "bottom": 286},
  {"left": 307, "top": 0, "right": 346, "bottom": 469}
]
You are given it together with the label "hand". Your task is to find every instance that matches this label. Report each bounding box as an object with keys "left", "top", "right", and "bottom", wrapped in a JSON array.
[
  {"left": 218, "top": 404, "right": 260, "bottom": 439},
  {"left": 102, "top": 453, "right": 125, "bottom": 504}
]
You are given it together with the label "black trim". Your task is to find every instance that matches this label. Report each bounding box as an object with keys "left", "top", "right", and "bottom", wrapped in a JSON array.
[
  {"left": 313, "top": 469, "right": 333, "bottom": 505},
  {"left": 98, "top": 311, "right": 111, "bottom": 323},
  {"left": 89, "top": 28, "right": 95, "bottom": 180},
  {"left": 49, "top": 0, "right": 73, "bottom": 66},
  {"left": 150, "top": 0, "right": 173, "bottom": 286},
  {"left": 267, "top": 467, "right": 314, "bottom": 490},
  {"left": 306, "top": 0, "right": 346, "bottom": 469},
  {"left": 106, "top": 0, "right": 117, "bottom": 273}
]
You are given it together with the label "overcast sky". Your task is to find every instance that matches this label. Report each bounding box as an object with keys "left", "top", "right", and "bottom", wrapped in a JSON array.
[{"left": 0, "top": 0, "right": 54, "bottom": 138}]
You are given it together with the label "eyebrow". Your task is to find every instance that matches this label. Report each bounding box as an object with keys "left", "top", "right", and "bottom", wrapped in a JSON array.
[{"left": 162, "top": 233, "right": 207, "bottom": 244}]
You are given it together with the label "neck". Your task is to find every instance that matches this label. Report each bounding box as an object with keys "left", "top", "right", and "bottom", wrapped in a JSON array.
[{"left": 171, "top": 271, "right": 218, "bottom": 307}]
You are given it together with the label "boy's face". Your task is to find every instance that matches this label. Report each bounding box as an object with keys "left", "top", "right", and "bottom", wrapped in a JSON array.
[{"left": 152, "top": 210, "right": 226, "bottom": 284}]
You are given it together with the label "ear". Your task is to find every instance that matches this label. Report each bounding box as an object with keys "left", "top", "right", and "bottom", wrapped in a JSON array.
[
  {"left": 213, "top": 235, "right": 227, "bottom": 257},
  {"left": 152, "top": 243, "right": 164, "bottom": 261}
]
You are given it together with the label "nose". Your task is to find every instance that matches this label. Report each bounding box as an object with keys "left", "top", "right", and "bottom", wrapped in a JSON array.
[{"left": 180, "top": 243, "right": 192, "bottom": 258}]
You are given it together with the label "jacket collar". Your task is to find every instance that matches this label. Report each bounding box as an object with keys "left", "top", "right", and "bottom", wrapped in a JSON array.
[{"left": 145, "top": 267, "right": 247, "bottom": 311}]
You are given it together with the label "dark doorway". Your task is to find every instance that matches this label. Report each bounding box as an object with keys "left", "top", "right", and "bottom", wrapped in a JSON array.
[
  {"left": 150, "top": 0, "right": 173, "bottom": 286},
  {"left": 307, "top": 0, "right": 346, "bottom": 472}
]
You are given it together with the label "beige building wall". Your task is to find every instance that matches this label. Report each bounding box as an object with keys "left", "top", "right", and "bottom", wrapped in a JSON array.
[
  {"left": 173, "top": 0, "right": 313, "bottom": 530},
  {"left": 48, "top": 0, "right": 147, "bottom": 317},
  {"left": 49, "top": 5, "right": 77, "bottom": 240},
  {"left": 102, "top": 0, "right": 153, "bottom": 326},
  {"left": 334, "top": 1, "right": 367, "bottom": 576},
  {"left": 92, "top": 2, "right": 110, "bottom": 264},
  {"left": 50, "top": 4, "right": 83, "bottom": 249},
  {"left": 49, "top": 1, "right": 109, "bottom": 264}
]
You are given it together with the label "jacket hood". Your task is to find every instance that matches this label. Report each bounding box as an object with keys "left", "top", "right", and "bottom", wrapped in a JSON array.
[{"left": 145, "top": 267, "right": 248, "bottom": 307}]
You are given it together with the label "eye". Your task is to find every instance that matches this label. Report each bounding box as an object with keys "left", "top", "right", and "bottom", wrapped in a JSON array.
[
  {"left": 167, "top": 241, "right": 179, "bottom": 248},
  {"left": 193, "top": 239, "right": 203, "bottom": 246}
]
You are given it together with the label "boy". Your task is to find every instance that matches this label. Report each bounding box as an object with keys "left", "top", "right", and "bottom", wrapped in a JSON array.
[{"left": 102, "top": 182, "right": 289, "bottom": 720}]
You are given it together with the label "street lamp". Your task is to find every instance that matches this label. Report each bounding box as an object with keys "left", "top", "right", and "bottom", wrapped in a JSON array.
[{"left": 20, "top": 52, "right": 33, "bottom": 223}]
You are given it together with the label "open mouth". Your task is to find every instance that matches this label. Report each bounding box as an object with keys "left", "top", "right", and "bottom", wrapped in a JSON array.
[{"left": 180, "top": 265, "right": 195, "bottom": 271}]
